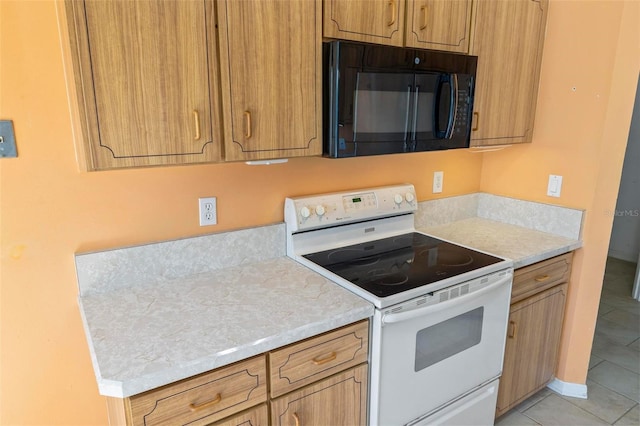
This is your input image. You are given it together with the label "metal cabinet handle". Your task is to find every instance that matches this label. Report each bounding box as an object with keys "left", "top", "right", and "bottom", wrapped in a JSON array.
[
  {"left": 312, "top": 351, "right": 337, "bottom": 365},
  {"left": 420, "top": 5, "right": 428, "bottom": 30},
  {"left": 472, "top": 112, "right": 479, "bottom": 131},
  {"left": 387, "top": 0, "right": 397, "bottom": 26},
  {"left": 244, "top": 111, "right": 252, "bottom": 139},
  {"left": 292, "top": 412, "right": 301, "bottom": 426},
  {"left": 189, "top": 393, "right": 221, "bottom": 411},
  {"left": 193, "top": 110, "right": 201, "bottom": 140},
  {"left": 534, "top": 274, "right": 551, "bottom": 282},
  {"left": 508, "top": 321, "right": 517, "bottom": 338}
]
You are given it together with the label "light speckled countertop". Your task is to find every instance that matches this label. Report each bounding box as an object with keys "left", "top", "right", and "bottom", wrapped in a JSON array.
[
  {"left": 81, "top": 256, "right": 372, "bottom": 398},
  {"left": 419, "top": 218, "right": 582, "bottom": 269},
  {"left": 415, "top": 193, "right": 583, "bottom": 268},
  {"left": 77, "top": 225, "right": 373, "bottom": 398}
]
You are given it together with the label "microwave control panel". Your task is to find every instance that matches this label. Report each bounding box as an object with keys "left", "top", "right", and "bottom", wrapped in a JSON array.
[
  {"left": 284, "top": 184, "right": 417, "bottom": 233},
  {"left": 454, "top": 74, "right": 474, "bottom": 137}
]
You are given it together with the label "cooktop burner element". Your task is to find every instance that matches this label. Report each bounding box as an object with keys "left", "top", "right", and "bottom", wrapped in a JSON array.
[{"left": 303, "top": 232, "right": 503, "bottom": 298}]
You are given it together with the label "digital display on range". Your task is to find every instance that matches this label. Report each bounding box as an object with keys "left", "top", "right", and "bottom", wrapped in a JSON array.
[{"left": 343, "top": 192, "right": 376, "bottom": 211}]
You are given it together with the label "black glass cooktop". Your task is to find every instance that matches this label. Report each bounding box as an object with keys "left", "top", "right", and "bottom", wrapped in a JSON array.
[{"left": 303, "top": 232, "right": 503, "bottom": 298}]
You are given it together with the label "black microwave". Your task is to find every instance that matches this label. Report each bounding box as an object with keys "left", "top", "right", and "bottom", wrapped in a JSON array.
[{"left": 323, "top": 41, "right": 477, "bottom": 158}]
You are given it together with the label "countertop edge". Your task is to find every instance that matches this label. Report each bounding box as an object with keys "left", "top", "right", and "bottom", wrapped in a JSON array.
[{"left": 512, "top": 241, "right": 583, "bottom": 269}]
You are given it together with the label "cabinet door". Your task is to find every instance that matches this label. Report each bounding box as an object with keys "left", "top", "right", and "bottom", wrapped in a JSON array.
[
  {"left": 65, "top": 0, "right": 222, "bottom": 170},
  {"left": 217, "top": 0, "right": 322, "bottom": 161},
  {"left": 405, "top": 0, "right": 472, "bottom": 53},
  {"left": 270, "top": 364, "right": 368, "bottom": 426},
  {"left": 469, "top": 0, "right": 548, "bottom": 146},
  {"left": 496, "top": 283, "right": 567, "bottom": 417},
  {"left": 324, "top": 0, "right": 406, "bottom": 47},
  {"left": 211, "top": 404, "right": 268, "bottom": 426}
]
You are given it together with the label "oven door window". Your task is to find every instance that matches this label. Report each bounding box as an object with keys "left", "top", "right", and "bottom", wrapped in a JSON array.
[{"left": 415, "top": 307, "right": 483, "bottom": 372}]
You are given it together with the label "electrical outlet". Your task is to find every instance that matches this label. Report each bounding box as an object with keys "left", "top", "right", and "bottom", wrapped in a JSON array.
[
  {"left": 433, "top": 171, "right": 444, "bottom": 193},
  {"left": 199, "top": 197, "right": 217, "bottom": 226}
]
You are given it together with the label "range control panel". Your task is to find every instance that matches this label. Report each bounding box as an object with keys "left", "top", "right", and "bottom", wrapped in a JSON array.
[{"left": 284, "top": 184, "right": 417, "bottom": 233}]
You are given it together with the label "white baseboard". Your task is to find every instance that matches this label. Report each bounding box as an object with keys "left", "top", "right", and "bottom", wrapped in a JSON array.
[{"left": 547, "top": 378, "right": 588, "bottom": 399}]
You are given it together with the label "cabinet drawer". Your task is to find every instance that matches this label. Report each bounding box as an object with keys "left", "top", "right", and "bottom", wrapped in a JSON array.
[
  {"left": 269, "top": 320, "right": 369, "bottom": 398},
  {"left": 511, "top": 253, "right": 572, "bottom": 303},
  {"left": 128, "top": 355, "right": 267, "bottom": 426}
]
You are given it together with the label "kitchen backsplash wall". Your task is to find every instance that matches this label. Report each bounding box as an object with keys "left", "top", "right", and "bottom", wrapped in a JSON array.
[{"left": 75, "top": 224, "right": 285, "bottom": 296}]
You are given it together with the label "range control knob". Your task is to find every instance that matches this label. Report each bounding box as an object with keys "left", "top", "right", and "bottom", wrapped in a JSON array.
[
  {"left": 394, "top": 194, "right": 404, "bottom": 205},
  {"left": 315, "top": 205, "right": 326, "bottom": 216},
  {"left": 405, "top": 192, "right": 415, "bottom": 203},
  {"left": 300, "top": 206, "right": 311, "bottom": 219}
]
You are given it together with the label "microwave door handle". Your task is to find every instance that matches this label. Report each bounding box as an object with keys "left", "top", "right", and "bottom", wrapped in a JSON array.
[
  {"left": 433, "top": 74, "right": 457, "bottom": 139},
  {"left": 381, "top": 273, "right": 511, "bottom": 326},
  {"left": 446, "top": 74, "right": 459, "bottom": 139},
  {"left": 352, "top": 73, "right": 361, "bottom": 143},
  {"left": 404, "top": 85, "right": 412, "bottom": 149},
  {"left": 411, "top": 85, "right": 419, "bottom": 147}
]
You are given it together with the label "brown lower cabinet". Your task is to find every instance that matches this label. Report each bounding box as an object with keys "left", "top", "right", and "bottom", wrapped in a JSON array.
[
  {"left": 496, "top": 253, "right": 572, "bottom": 417},
  {"left": 106, "top": 320, "right": 369, "bottom": 425},
  {"left": 270, "top": 365, "right": 368, "bottom": 426}
]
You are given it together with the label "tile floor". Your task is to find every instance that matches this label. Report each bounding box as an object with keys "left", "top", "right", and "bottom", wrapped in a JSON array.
[{"left": 495, "top": 257, "right": 640, "bottom": 426}]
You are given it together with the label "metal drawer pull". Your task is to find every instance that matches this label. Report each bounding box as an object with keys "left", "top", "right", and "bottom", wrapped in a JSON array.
[
  {"left": 244, "top": 111, "right": 252, "bottom": 139},
  {"left": 387, "top": 0, "right": 397, "bottom": 26},
  {"left": 420, "top": 5, "right": 428, "bottom": 30},
  {"left": 292, "top": 412, "right": 301, "bottom": 426},
  {"left": 508, "top": 321, "right": 517, "bottom": 338},
  {"left": 193, "top": 110, "right": 201, "bottom": 140},
  {"left": 534, "top": 274, "right": 551, "bottom": 282},
  {"left": 189, "top": 393, "right": 221, "bottom": 411},
  {"left": 312, "top": 351, "right": 337, "bottom": 365},
  {"left": 472, "top": 112, "right": 479, "bottom": 131}
]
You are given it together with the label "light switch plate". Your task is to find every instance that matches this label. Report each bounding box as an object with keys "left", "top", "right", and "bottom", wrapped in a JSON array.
[
  {"left": 433, "top": 171, "right": 444, "bottom": 193},
  {"left": 547, "top": 174, "right": 563, "bottom": 197},
  {"left": 0, "top": 120, "right": 17, "bottom": 158}
]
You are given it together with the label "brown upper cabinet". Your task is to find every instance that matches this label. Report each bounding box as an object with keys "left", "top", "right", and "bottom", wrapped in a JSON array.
[
  {"left": 323, "top": 0, "right": 473, "bottom": 53},
  {"left": 63, "top": 0, "right": 321, "bottom": 170},
  {"left": 64, "top": 0, "right": 223, "bottom": 170},
  {"left": 216, "top": 0, "right": 322, "bottom": 162},
  {"left": 469, "top": 0, "right": 549, "bottom": 146}
]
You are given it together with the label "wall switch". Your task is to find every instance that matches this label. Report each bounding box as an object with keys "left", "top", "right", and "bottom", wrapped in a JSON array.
[
  {"left": 433, "top": 171, "right": 444, "bottom": 193},
  {"left": 0, "top": 120, "right": 18, "bottom": 158},
  {"left": 547, "top": 175, "right": 563, "bottom": 197},
  {"left": 199, "top": 197, "right": 217, "bottom": 226}
]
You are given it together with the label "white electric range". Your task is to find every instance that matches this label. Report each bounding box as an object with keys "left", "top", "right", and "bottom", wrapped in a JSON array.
[{"left": 285, "top": 184, "right": 513, "bottom": 426}]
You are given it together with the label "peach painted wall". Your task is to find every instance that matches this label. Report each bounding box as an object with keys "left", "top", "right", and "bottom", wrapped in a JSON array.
[
  {"left": 480, "top": 0, "right": 640, "bottom": 385},
  {"left": 0, "top": 1, "right": 483, "bottom": 424}
]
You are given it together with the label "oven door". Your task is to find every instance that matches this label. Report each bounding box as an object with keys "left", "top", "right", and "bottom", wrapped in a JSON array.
[{"left": 369, "top": 271, "right": 512, "bottom": 426}]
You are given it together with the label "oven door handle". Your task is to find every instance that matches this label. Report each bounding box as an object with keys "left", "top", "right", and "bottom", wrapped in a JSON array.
[{"left": 382, "top": 274, "right": 511, "bottom": 325}]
